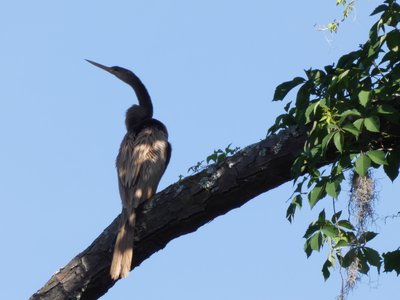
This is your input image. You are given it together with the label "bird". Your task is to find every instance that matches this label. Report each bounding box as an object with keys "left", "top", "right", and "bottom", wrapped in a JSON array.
[{"left": 87, "top": 59, "right": 171, "bottom": 280}]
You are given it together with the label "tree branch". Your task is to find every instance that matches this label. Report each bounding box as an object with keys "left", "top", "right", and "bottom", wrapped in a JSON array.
[
  {"left": 30, "top": 109, "right": 400, "bottom": 300},
  {"left": 30, "top": 128, "right": 318, "bottom": 300}
]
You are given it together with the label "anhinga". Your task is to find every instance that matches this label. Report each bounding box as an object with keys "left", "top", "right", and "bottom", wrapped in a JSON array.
[{"left": 87, "top": 60, "right": 171, "bottom": 280}]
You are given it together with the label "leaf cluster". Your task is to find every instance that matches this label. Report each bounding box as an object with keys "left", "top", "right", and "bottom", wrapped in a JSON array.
[
  {"left": 186, "top": 144, "right": 240, "bottom": 175},
  {"left": 206, "top": 144, "right": 241, "bottom": 164},
  {"left": 303, "top": 210, "right": 381, "bottom": 280},
  {"left": 270, "top": 0, "right": 400, "bottom": 280}
]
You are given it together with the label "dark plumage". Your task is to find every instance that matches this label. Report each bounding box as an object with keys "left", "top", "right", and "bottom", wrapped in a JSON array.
[{"left": 87, "top": 60, "right": 171, "bottom": 280}]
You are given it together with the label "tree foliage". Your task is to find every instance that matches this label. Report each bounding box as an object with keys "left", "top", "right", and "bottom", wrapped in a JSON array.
[
  {"left": 31, "top": 2, "right": 400, "bottom": 299},
  {"left": 269, "top": 0, "right": 400, "bottom": 294}
]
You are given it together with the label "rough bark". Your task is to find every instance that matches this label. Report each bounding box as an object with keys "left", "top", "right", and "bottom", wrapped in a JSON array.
[
  {"left": 30, "top": 94, "right": 400, "bottom": 299},
  {"left": 29, "top": 128, "right": 317, "bottom": 300}
]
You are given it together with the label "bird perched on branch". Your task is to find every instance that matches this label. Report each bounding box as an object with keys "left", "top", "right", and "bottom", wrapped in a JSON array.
[{"left": 87, "top": 60, "right": 171, "bottom": 280}]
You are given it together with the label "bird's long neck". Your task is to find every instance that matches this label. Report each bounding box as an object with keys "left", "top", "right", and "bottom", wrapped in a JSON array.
[{"left": 128, "top": 73, "right": 153, "bottom": 118}]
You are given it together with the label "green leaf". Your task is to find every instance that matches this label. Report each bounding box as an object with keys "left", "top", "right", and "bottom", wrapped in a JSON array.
[
  {"left": 377, "top": 104, "right": 397, "bottom": 115},
  {"left": 318, "top": 209, "right": 326, "bottom": 222},
  {"left": 337, "top": 50, "right": 362, "bottom": 68},
  {"left": 284, "top": 101, "right": 292, "bottom": 112},
  {"left": 296, "top": 83, "right": 311, "bottom": 109},
  {"left": 291, "top": 156, "right": 306, "bottom": 179},
  {"left": 321, "top": 132, "right": 335, "bottom": 154},
  {"left": 338, "top": 220, "right": 355, "bottom": 230},
  {"left": 286, "top": 203, "right": 296, "bottom": 223},
  {"left": 333, "top": 131, "right": 344, "bottom": 153},
  {"left": 331, "top": 210, "right": 342, "bottom": 223},
  {"left": 342, "top": 123, "right": 360, "bottom": 137},
  {"left": 326, "top": 179, "right": 340, "bottom": 199},
  {"left": 380, "top": 50, "right": 399, "bottom": 64},
  {"left": 340, "top": 108, "right": 362, "bottom": 120},
  {"left": 358, "top": 90, "right": 372, "bottom": 107},
  {"left": 368, "top": 42, "right": 379, "bottom": 58},
  {"left": 358, "top": 252, "right": 370, "bottom": 274},
  {"left": 334, "top": 239, "right": 349, "bottom": 249},
  {"left": 337, "top": 69, "right": 350, "bottom": 82},
  {"left": 216, "top": 153, "right": 226, "bottom": 163},
  {"left": 322, "top": 258, "right": 333, "bottom": 280},
  {"left": 364, "top": 116, "right": 380, "bottom": 132},
  {"left": 383, "top": 250, "right": 400, "bottom": 275},
  {"left": 321, "top": 224, "right": 339, "bottom": 238},
  {"left": 304, "top": 224, "right": 320, "bottom": 239},
  {"left": 304, "top": 241, "right": 312, "bottom": 258},
  {"left": 367, "top": 150, "right": 387, "bottom": 165},
  {"left": 305, "top": 69, "right": 325, "bottom": 83},
  {"left": 310, "top": 233, "right": 323, "bottom": 251},
  {"left": 224, "top": 143, "right": 232, "bottom": 153},
  {"left": 292, "top": 194, "right": 302, "bottom": 208},
  {"left": 353, "top": 118, "right": 364, "bottom": 131},
  {"left": 384, "top": 149, "right": 400, "bottom": 181},
  {"left": 363, "top": 247, "right": 381, "bottom": 271},
  {"left": 206, "top": 153, "right": 217, "bottom": 163},
  {"left": 305, "top": 102, "right": 318, "bottom": 124},
  {"left": 386, "top": 29, "right": 400, "bottom": 52},
  {"left": 294, "top": 179, "right": 305, "bottom": 193},
  {"left": 273, "top": 77, "right": 306, "bottom": 101},
  {"left": 355, "top": 154, "right": 371, "bottom": 176},
  {"left": 359, "top": 231, "right": 378, "bottom": 243},
  {"left": 286, "top": 194, "right": 303, "bottom": 222},
  {"left": 341, "top": 248, "right": 357, "bottom": 268},
  {"left": 370, "top": 4, "right": 388, "bottom": 16},
  {"left": 309, "top": 183, "right": 326, "bottom": 208},
  {"left": 338, "top": 154, "right": 353, "bottom": 173}
]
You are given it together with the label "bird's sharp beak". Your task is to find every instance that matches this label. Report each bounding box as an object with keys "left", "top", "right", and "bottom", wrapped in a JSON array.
[{"left": 86, "top": 59, "right": 115, "bottom": 74}]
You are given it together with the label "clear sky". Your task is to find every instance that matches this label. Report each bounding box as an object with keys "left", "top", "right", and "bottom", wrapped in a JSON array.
[{"left": 1, "top": 1, "right": 399, "bottom": 299}]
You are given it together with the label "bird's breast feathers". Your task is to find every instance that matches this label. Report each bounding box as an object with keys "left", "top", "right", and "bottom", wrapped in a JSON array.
[{"left": 116, "top": 127, "right": 169, "bottom": 189}]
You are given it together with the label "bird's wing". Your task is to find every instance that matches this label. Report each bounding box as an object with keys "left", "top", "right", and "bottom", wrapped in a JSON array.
[{"left": 116, "top": 127, "right": 169, "bottom": 210}]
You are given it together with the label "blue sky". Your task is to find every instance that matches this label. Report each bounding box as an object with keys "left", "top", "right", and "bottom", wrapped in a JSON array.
[{"left": 1, "top": 1, "right": 399, "bottom": 299}]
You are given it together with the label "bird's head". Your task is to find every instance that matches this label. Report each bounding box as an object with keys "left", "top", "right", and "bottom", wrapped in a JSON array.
[
  {"left": 86, "top": 59, "right": 135, "bottom": 85},
  {"left": 86, "top": 59, "right": 153, "bottom": 118}
]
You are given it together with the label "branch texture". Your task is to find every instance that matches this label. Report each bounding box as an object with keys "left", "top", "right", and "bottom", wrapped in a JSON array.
[{"left": 31, "top": 128, "right": 311, "bottom": 300}]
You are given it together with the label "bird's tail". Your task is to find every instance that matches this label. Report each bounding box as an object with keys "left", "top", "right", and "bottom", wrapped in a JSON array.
[{"left": 110, "top": 209, "right": 136, "bottom": 280}]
